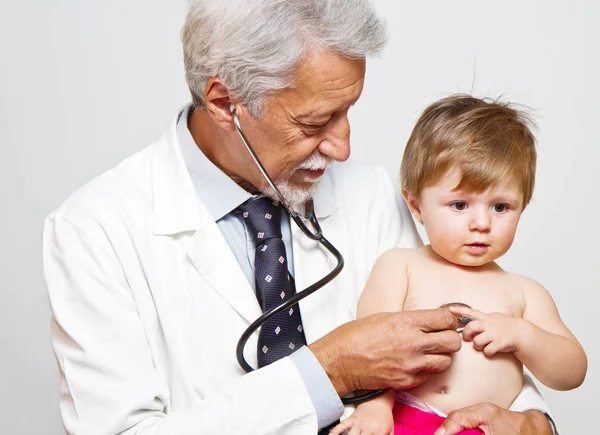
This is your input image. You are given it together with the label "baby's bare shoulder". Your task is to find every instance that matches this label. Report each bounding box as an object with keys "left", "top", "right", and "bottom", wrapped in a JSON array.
[
  {"left": 375, "top": 247, "right": 421, "bottom": 268},
  {"left": 380, "top": 247, "right": 419, "bottom": 258},
  {"left": 368, "top": 248, "right": 417, "bottom": 277},
  {"left": 499, "top": 272, "right": 551, "bottom": 310},
  {"left": 503, "top": 271, "right": 545, "bottom": 292}
]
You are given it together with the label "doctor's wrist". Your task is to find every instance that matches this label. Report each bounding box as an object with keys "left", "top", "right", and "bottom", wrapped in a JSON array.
[
  {"left": 309, "top": 335, "right": 354, "bottom": 398},
  {"left": 310, "top": 319, "right": 367, "bottom": 398},
  {"left": 522, "top": 409, "right": 554, "bottom": 435}
]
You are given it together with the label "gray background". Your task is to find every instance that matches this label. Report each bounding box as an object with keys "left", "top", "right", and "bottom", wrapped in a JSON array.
[{"left": 1, "top": 0, "right": 597, "bottom": 433}]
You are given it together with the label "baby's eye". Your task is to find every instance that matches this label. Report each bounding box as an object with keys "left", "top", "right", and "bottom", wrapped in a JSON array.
[
  {"left": 493, "top": 203, "right": 509, "bottom": 213},
  {"left": 450, "top": 201, "right": 467, "bottom": 211}
]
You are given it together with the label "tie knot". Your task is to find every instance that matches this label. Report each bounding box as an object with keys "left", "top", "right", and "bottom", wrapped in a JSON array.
[{"left": 239, "top": 197, "right": 283, "bottom": 245}]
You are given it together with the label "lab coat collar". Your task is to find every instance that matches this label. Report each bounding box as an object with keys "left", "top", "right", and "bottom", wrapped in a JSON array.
[
  {"left": 152, "top": 108, "right": 340, "bottom": 235},
  {"left": 177, "top": 105, "right": 252, "bottom": 221},
  {"left": 152, "top": 111, "right": 208, "bottom": 235}
]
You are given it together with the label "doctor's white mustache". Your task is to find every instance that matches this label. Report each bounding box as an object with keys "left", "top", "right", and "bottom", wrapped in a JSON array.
[{"left": 295, "top": 151, "right": 333, "bottom": 172}]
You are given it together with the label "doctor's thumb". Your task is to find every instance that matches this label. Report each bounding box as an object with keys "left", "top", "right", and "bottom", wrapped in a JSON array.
[{"left": 435, "top": 408, "right": 485, "bottom": 435}]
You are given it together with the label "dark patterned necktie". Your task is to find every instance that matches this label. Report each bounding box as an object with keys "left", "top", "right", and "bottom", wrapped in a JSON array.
[{"left": 239, "top": 197, "right": 307, "bottom": 367}]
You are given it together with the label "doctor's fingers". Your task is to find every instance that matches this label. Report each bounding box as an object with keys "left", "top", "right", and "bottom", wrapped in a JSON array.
[
  {"left": 404, "top": 308, "right": 459, "bottom": 333},
  {"left": 421, "top": 329, "right": 462, "bottom": 354},
  {"left": 408, "top": 353, "right": 454, "bottom": 375}
]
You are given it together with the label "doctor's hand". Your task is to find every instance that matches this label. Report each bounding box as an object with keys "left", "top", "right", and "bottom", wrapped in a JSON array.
[
  {"left": 309, "top": 309, "right": 461, "bottom": 397},
  {"left": 434, "top": 403, "right": 554, "bottom": 435}
]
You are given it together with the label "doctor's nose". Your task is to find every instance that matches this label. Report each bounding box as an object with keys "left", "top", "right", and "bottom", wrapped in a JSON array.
[
  {"left": 469, "top": 209, "right": 491, "bottom": 232},
  {"left": 317, "top": 116, "right": 351, "bottom": 162}
]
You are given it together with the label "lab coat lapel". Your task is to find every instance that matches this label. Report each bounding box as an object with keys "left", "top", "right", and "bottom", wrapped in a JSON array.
[
  {"left": 292, "top": 169, "right": 340, "bottom": 344},
  {"left": 151, "top": 116, "right": 261, "bottom": 325},
  {"left": 186, "top": 222, "right": 262, "bottom": 324}
]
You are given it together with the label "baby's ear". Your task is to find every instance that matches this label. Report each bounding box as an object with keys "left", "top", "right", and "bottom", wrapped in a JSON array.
[{"left": 402, "top": 189, "right": 423, "bottom": 224}]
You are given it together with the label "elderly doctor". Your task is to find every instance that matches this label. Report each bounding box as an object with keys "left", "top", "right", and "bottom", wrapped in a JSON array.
[{"left": 43, "top": 1, "right": 557, "bottom": 434}]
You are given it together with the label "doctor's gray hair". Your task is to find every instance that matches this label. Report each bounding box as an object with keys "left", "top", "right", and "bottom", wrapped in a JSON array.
[{"left": 181, "top": 0, "right": 387, "bottom": 117}]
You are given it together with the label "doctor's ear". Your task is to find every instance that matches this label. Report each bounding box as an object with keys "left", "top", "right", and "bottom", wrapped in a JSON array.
[
  {"left": 203, "top": 76, "right": 237, "bottom": 132},
  {"left": 402, "top": 189, "right": 423, "bottom": 224}
]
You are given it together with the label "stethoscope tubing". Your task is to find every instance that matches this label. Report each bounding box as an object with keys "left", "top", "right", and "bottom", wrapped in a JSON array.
[
  {"left": 231, "top": 106, "right": 386, "bottom": 405},
  {"left": 235, "top": 218, "right": 344, "bottom": 372}
]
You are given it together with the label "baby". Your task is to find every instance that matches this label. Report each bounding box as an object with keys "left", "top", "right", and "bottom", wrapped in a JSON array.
[{"left": 331, "top": 95, "right": 587, "bottom": 435}]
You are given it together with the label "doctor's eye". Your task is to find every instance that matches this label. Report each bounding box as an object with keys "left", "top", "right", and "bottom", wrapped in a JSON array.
[
  {"left": 306, "top": 122, "right": 326, "bottom": 130},
  {"left": 450, "top": 201, "right": 467, "bottom": 211},
  {"left": 493, "top": 203, "right": 509, "bottom": 213},
  {"left": 302, "top": 124, "right": 324, "bottom": 136},
  {"left": 302, "top": 118, "right": 331, "bottom": 135}
]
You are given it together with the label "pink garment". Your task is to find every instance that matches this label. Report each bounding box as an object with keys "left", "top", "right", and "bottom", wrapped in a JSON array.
[{"left": 393, "top": 402, "right": 483, "bottom": 435}]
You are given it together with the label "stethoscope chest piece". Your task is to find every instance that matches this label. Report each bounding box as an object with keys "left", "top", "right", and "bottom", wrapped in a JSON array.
[{"left": 439, "top": 302, "right": 472, "bottom": 333}]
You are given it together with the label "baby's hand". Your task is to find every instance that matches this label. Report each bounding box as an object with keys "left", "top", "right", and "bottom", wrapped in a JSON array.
[
  {"left": 329, "top": 401, "right": 394, "bottom": 435},
  {"left": 447, "top": 306, "right": 525, "bottom": 357}
]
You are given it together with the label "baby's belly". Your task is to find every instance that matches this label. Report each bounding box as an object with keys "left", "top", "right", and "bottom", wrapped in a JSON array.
[{"left": 407, "top": 340, "right": 523, "bottom": 415}]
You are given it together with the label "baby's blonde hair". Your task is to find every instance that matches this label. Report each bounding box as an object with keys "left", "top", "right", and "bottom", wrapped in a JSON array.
[{"left": 401, "top": 94, "right": 537, "bottom": 208}]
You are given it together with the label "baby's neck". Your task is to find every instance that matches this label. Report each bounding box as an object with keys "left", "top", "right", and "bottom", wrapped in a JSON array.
[{"left": 420, "top": 245, "right": 502, "bottom": 273}]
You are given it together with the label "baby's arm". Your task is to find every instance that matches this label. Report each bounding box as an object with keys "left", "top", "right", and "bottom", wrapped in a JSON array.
[
  {"left": 356, "top": 248, "right": 409, "bottom": 318},
  {"left": 330, "top": 249, "right": 410, "bottom": 435},
  {"left": 329, "top": 390, "right": 395, "bottom": 435},
  {"left": 516, "top": 278, "right": 587, "bottom": 390}
]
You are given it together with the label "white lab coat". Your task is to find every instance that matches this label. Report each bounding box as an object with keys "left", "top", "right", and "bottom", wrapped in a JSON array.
[
  {"left": 43, "top": 115, "right": 419, "bottom": 434},
  {"left": 43, "top": 115, "right": 550, "bottom": 435}
]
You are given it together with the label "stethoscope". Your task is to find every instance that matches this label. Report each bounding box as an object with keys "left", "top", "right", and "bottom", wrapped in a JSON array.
[{"left": 230, "top": 104, "right": 385, "bottom": 405}]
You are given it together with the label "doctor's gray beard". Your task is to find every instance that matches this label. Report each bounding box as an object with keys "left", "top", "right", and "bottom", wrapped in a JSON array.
[
  {"left": 259, "top": 151, "right": 332, "bottom": 209},
  {"left": 259, "top": 178, "right": 320, "bottom": 210}
]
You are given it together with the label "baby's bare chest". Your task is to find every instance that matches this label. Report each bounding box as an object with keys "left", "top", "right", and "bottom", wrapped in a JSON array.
[{"left": 403, "top": 264, "right": 523, "bottom": 316}]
